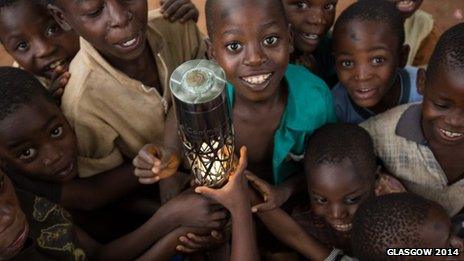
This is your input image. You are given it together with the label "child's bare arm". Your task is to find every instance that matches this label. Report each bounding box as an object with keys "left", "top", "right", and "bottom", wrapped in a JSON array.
[
  {"left": 257, "top": 208, "right": 331, "bottom": 260},
  {"left": 60, "top": 162, "right": 139, "bottom": 210}
]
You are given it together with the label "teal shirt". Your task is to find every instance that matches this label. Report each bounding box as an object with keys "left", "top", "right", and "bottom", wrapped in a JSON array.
[{"left": 226, "top": 64, "right": 337, "bottom": 184}]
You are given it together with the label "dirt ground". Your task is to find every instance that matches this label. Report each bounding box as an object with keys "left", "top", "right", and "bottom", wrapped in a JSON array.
[{"left": 0, "top": 0, "right": 462, "bottom": 66}]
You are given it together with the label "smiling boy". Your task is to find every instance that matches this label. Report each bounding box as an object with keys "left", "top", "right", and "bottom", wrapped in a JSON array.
[
  {"left": 361, "top": 23, "right": 464, "bottom": 216},
  {"left": 45, "top": 0, "right": 205, "bottom": 178}
]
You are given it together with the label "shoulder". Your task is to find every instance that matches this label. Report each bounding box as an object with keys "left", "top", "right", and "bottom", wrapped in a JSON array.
[
  {"left": 147, "top": 9, "right": 202, "bottom": 40},
  {"left": 286, "top": 64, "right": 330, "bottom": 97}
]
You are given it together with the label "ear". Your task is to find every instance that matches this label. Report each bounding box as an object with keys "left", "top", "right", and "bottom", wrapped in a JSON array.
[
  {"left": 205, "top": 38, "right": 216, "bottom": 61},
  {"left": 417, "top": 68, "right": 426, "bottom": 96},
  {"left": 288, "top": 23, "right": 294, "bottom": 54},
  {"left": 48, "top": 4, "right": 72, "bottom": 31},
  {"left": 399, "top": 44, "right": 410, "bottom": 68}
]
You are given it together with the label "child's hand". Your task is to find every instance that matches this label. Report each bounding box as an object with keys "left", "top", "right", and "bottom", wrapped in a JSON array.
[
  {"left": 176, "top": 230, "right": 226, "bottom": 253},
  {"left": 195, "top": 147, "right": 249, "bottom": 212},
  {"left": 246, "top": 173, "right": 291, "bottom": 213},
  {"left": 49, "top": 66, "right": 70, "bottom": 99},
  {"left": 132, "top": 144, "right": 180, "bottom": 184},
  {"left": 375, "top": 168, "right": 406, "bottom": 196},
  {"left": 159, "top": 172, "right": 190, "bottom": 204},
  {"left": 168, "top": 189, "right": 228, "bottom": 229},
  {"left": 160, "top": 0, "right": 199, "bottom": 23}
]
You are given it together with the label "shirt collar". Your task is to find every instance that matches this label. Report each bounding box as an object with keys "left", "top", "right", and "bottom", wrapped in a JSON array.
[{"left": 395, "top": 103, "right": 428, "bottom": 145}]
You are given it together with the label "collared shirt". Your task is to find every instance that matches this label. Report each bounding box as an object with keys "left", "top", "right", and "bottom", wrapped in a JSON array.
[
  {"left": 62, "top": 10, "right": 206, "bottom": 177},
  {"left": 227, "top": 64, "right": 337, "bottom": 184},
  {"left": 332, "top": 66, "right": 422, "bottom": 124},
  {"left": 361, "top": 103, "right": 464, "bottom": 216}
]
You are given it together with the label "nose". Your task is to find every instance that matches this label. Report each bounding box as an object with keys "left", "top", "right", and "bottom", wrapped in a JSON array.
[
  {"left": 328, "top": 204, "right": 349, "bottom": 220},
  {"left": 354, "top": 64, "right": 373, "bottom": 81},
  {"left": 0, "top": 204, "right": 14, "bottom": 233},
  {"left": 307, "top": 8, "right": 326, "bottom": 25},
  {"left": 42, "top": 144, "right": 63, "bottom": 167},
  {"left": 108, "top": 1, "right": 133, "bottom": 28},
  {"left": 243, "top": 43, "right": 267, "bottom": 67}
]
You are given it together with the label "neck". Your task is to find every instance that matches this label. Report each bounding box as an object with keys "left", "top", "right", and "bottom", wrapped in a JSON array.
[{"left": 235, "top": 83, "right": 287, "bottom": 114}]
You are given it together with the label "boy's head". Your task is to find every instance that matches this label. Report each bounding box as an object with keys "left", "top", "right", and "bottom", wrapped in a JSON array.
[
  {"left": 205, "top": 0, "right": 292, "bottom": 103},
  {"left": 47, "top": 0, "right": 148, "bottom": 63},
  {"left": 281, "top": 0, "right": 338, "bottom": 54},
  {"left": 352, "top": 193, "right": 463, "bottom": 260},
  {"left": 0, "top": 0, "right": 79, "bottom": 79},
  {"left": 304, "top": 123, "right": 377, "bottom": 233},
  {"left": 333, "top": 0, "right": 409, "bottom": 110},
  {"left": 386, "top": 0, "right": 423, "bottom": 19},
  {"left": 419, "top": 23, "right": 464, "bottom": 148},
  {"left": 0, "top": 171, "right": 28, "bottom": 260},
  {"left": 0, "top": 67, "right": 77, "bottom": 183}
]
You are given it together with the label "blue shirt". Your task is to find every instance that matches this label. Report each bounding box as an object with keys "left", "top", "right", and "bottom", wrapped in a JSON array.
[
  {"left": 227, "top": 64, "right": 337, "bottom": 184},
  {"left": 331, "top": 66, "right": 422, "bottom": 124}
]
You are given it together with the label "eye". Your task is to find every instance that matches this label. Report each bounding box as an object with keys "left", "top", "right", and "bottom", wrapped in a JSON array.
[
  {"left": 324, "top": 3, "right": 335, "bottom": 11},
  {"left": 16, "top": 41, "right": 29, "bottom": 51},
  {"left": 263, "top": 36, "right": 279, "bottom": 46},
  {"left": 372, "top": 56, "right": 385, "bottom": 65},
  {"left": 226, "top": 42, "right": 243, "bottom": 53},
  {"left": 340, "top": 60, "right": 353, "bottom": 69},
  {"left": 312, "top": 195, "right": 328, "bottom": 204},
  {"left": 432, "top": 101, "right": 449, "bottom": 110},
  {"left": 18, "top": 148, "right": 37, "bottom": 161},
  {"left": 50, "top": 126, "right": 64, "bottom": 138},
  {"left": 296, "top": 1, "right": 308, "bottom": 9},
  {"left": 46, "top": 23, "right": 62, "bottom": 37},
  {"left": 345, "top": 196, "right": 362, "bottom": 205},
  {"left": 86, "top": 5, "right": 104, "bottom": 18}
]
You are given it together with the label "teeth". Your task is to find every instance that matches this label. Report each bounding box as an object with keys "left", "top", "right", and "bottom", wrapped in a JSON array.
[
  {"left": 440, "top": 128, "right": 463, "bottom": 138},
  {"left": 122, "top": 37, "right": 137, "bottom": 47},
  {"left": 49, "top": 59, "right": 65, "bottom": 70},
  {"left": 397, "top": 0, "right": 413, "bottom": 8},
  {"left": 332, "top": 223, "right": 352, "bottom": 232},
  {"left": 242, "top": 73, "right": 272, "bottom": 85},
  {"left": 359, "top": 88, "right": 372, "bottom": 93},
  {"left": 303, "top": 33, "right": 319, "bottom": 40}
]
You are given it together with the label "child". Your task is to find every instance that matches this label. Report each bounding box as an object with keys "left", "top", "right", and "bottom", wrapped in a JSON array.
[
  {"left": 360, "top": 23, "right": 464, "bottom": 216},
  {"left": 134, "top": 0, "right": 337, "bottom": 211},
  {"left": 0, "top": 0, "right": 79, "bottom": 97},
  {"left": 387, "top": 0, "right": 439, "bottom": 67},
  {"left": 247, "top": 123, "right": 404, "bottom": 260},
  {"left": 331, "top": 0, "right": 422, "bottom": 124},
  {"left": 351, "top": 193, "right": 464, "bottom": 260},
  {"left": 282, "top": 0, "right": 339, "bottom": 87},
  {"left": 44, "top": 1, "right": 205, "bottom": 185}
]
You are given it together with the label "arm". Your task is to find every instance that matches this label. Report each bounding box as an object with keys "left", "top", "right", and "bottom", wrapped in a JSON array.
[
  {"left": 257, "top": 208, "right": 331, "bottom": 261},
  {"left": 230, "top": 201, "right": 257, "bottom": 261},
  {"left": 60, "top": 161, "right": 139, "bottom": 210}
]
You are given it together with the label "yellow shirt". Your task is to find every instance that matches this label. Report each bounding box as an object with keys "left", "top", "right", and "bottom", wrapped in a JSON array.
[
  {"left": 404, "top": 9, "right": 437, "bottom": 67},
  {"left": 62, "top": 9, "right": 206, "bottom": 177}
]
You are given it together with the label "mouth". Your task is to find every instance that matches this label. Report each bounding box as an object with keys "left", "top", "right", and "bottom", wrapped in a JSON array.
[
  {"left": 330, "top": 223, "right": 352, "bottom": 232},
  {"left": 43, "top": 58, "right": 70, "bottom": 76},
  {"left": 396, "top": 0, "right": 416, "bottom": 12},
  {"left": 114, "top": 32, "right": 143, "bottom": 52},
  {"left": 438, "top": 128, "right": 464, "bottom": 142},
  {"left": 5, "top": 223, "right": 28, "bottom": 254},
  {"left": 353, "top": 87, "right": 378, "bottom": 101},
  {"left": 53, "top": 161, "right": 75, "bottom": 180},
  {"left": 240, "top": 72, "right": 273, "bottom": 91}
]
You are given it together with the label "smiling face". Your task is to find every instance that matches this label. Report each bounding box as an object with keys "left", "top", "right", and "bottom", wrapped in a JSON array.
[
  {"left": 0, "top": 98, "right": 78, "bottom": 183},
  {"left": 334, "top": 20, "right": 407, "bottom": 110},
  {"left": 282, "top": 0, "right": 337, "bottom": 54},
  {"left": 308, "top": 158, "right": 374, "bottom": 233},
  {"left": 420, "top": 66, "right": 464, "bottom": 148},
  {"left": 207, "top": 0, "right": 291, "bottom": 102},
  {"left": 0, "top": 0, "right": 79, "bottom": 79},
  {"left": 0, "top": 173, "right": 28, "bottom": 260},
  {"left": 386, "top": 0, "right": 423, "bottom": 19},
  {"left": 50, "top": 0, "right": 148, "bottom": 64}
]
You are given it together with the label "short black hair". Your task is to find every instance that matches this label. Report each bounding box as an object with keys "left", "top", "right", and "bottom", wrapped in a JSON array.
[
  {"left": 205, "top": 0, "right": 287, "bottom": 38},
  {"left": 334, "top": 0, "right": 405, "bottom": 48},
  {"left": 351, "top": 193, "right": 441, "bottom": 260},
  {"left": 305, "top": 123, "right": 376, "bottom": 180},
  {"left": 0, "top": 67, "right": 54, "bottom": 122},
  {"left": 426, "top": 23, "right": 464, "bottom": 83}
]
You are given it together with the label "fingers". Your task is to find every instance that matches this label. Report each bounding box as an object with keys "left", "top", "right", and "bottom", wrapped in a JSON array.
[
  {"left": 235, "top": 146, "right": 248, "bottom": 175},
  {"left": 194, "top": 186, "right": 217, "bottom": 201},
  {"left": 138, "top": 177, "right": 160, "bottom": 184},
  {"left": 246, "top": 172, "right": 270, "bottom": 199},
  {"left": 178, "top": 235, "right": 202, "bottom": 249},
  {"left": 210, "top": 210, "right": 228, "bottom": 221},
  {"left": 161, "top": 0, "right": 186, "bottom": 20},
  {"left": 251, "top": 201, "right": 275, "bottom": 213},
  {"left": 176, "top": 244, "right": 197, "bottom": 253},
  {"left": 170, "top": 3, "right": 192, "bottom": 22},
  {"left": 180, "top": 8, "right": 199, "bottom": 23}
]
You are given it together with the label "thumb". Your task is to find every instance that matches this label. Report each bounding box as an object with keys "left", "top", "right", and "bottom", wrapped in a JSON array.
[
  {"left": 195, "top": 186, "right": 218, "bottom": 201},
  {"left": 251, "top": 202, "right": 272, "bottom": 213}
]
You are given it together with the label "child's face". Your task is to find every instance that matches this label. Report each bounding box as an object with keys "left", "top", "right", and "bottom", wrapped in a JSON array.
[
  {"left": 0, "top": 1, "right": 79, "bottom": 79},
  {"left": 0, "top": 98, "right": 78, "bottom": 183},
  {"left": 334, "top": 20, "right": 405, "bottom": 109},
  {"left": 386, "top": 0, "right": 423, "bottom": 19},
  {"left": 421, "top": 68, "right": 464, "bottom": 147},
  {"left": 308, "top": 158, "right": 374, "bottom": 233},
  {"left": 0, "top": 173, "right": 28, "bottom": 260},
  {"left": 51, "top": 0, "right": 148, "bottom": 62},
  {"left": 420, "top": 206, "right": 464, "bottom": 252},
  {"left": 207, "top": 1, "right": 291, "bottom": 102},
  {"left": 282, "top": 0, "right": 337, "bottom": 54}
]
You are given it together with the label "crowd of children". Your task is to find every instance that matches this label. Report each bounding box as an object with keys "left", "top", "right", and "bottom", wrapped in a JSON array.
[{"left": 0, "top": 0, "right": 463, "bottom": 260}]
